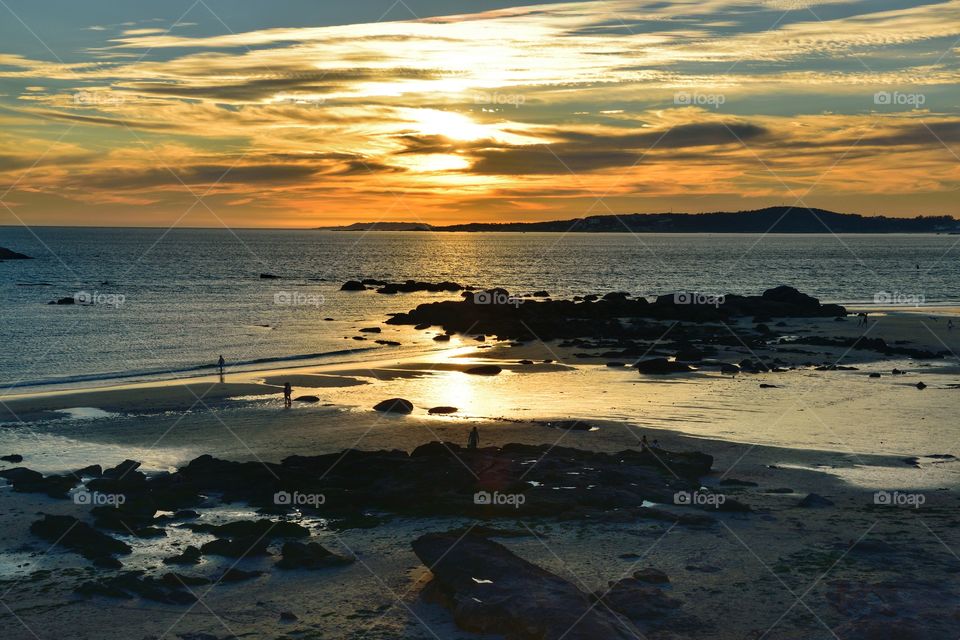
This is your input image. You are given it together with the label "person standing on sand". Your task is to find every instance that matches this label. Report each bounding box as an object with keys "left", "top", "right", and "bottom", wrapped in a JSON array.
[
  {"left": 949, "top": 319, "right": 955, "bottom": 332},
  {"left": 468, "top": 427, "right": 480, "bottom": 450},
  {"left": 283, "top": 382, "right": 293, "bottom": 408},
  {"left": 218, "top": 355, "right": 225, "bottom": 376},
  {"left": 641, "top": 435, "right": 649, "bottom": 452}
]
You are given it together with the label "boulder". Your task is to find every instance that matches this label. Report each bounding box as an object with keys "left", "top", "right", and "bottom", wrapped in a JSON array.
[
  {"left": 428, "top": 406, "right": 459, "bottom": 415},
  {"left": 31, "top": 515, "right": 131, "bottom": 561},
  {"left": 295, "top": 395, "right": 320, "bottom": 403},
  {"left": 0, "top": 454, "right": 23, "bottom": 463},
  {"left": 373, "top": 398, "right": 414, "bottom": 414},
  {"left": 276, "top": 541, "right": 355, "bottom": 569},
  {"left": 340, "top": 280, "right": 367, "bottom": 291},
  {"left": 595, "top": 576, "right": 682, "bottom": 620},
  {"left": 259, "top": 273, "right": 280, "bottom": 279},
  {"left": 635, "top": 358, "right": 695, "bottom": 374},
  {"left": 412, "top": 532, "right": 640, "bottom": 639}
]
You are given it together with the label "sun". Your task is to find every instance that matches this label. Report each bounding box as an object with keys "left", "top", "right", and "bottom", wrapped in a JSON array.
[{"left": 406, "top": 108, "right": 492, "bottom": 141}]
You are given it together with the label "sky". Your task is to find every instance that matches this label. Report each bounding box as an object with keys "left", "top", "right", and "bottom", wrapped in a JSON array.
[{"left": 0, "top": 0, "right": 959, "bottom": 227}]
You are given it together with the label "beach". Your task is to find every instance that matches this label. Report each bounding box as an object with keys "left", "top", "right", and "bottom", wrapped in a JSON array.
[{"left": 1, "top": 299, "right": 958, "bottom": 639}]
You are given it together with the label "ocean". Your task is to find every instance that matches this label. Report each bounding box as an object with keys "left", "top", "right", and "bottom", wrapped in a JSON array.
[{"left": 1, "top": 227, "right": 957, "bottom": 390}]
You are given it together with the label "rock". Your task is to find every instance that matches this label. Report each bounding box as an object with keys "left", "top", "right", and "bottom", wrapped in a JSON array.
[
  {"left": 49, "top": 297, "right": 76, "bottom": 305},
  {"left": 595, "top": 576, "right": 683, "bottom": 620},
  {"left": 798, "top": 493, "right": 834, "bottom": 508},
  {"left": 412, "top": 532, "right": 641, "bottom": 639},
  {"left": 433, "top": 334, "right": 451, "bottom": 342},
  {"left": 340, "top": 280, "right": 367, "bottom": 291},
  {"left": 474, "top": 334, "right": 486, "bottom": 341},
  {"left": 532, "top": 290, "right": 550, "bottom": 297},
  {"left": 163, "top": 546, "right": 202, "bottom": 565},
  {"left": 915, "top": 381, "right": 927, "bottom": 390},
  {"left": 359, "top": 327, "right": 381, "bottom": 333},
  {"left": 428, "top": 406, "right": 458, "bottom": 415},
  {"left": 606, "top": 362, "right": 626, "bottom": 367},
  {"left": 0, "top": 467, "right": 78, "bottom": 497},
  {"left": 277, "top": 541, "right": 355, "bottom": 569},
  {"left": 0, "top": 247, "right": 32, "bottom": 260},
  {"left": 375, "top": 340, "right": 401, "bottom": 346},
  {"left": 464, "top": 365, "right": 502, "bottom": 376},
  {"left": 31, "top": 515, "right": 131, "bottom": 561},
  {"left": 0, "top": 454, "right": 23, "bottom": 463},
  {"left": 259, "top": 273, "right": 280, "bottom": 279},
  {"left": 632, "top": 567, "right": 670, "bottom": 584},
  {"left": 77, "top": 572, "right": 196, "bottom": 604},
  {"left": 73, "top": 464, "right": 103, "bottom": 478},
  {"left": 294, "top": 395, "right": 320, "bottom": 403},
  {"left": 187, "top": 518, "right": 309, "bottom": 540},
  {"left": 373, "top": 398, "right": 414, "bottom": 414},
  {"left": 414, "top": 323, "right": 431, "bottom": 330},
  {"left": 759, "top": 383, "right": 780, "bottom": 388},
  {"left": 280, "top": 611, "right": 298, "bottom": 622},
  {"left": 869, "top": 372, "right": 881, "bottom": 378},
  {"left": 635, "top": 358, "right": 695, "bottom": 374}
]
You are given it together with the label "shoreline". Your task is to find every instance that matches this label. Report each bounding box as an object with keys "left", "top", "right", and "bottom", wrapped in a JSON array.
[{"left": 3, "top": 305, "right": 959, "bottom": 401}]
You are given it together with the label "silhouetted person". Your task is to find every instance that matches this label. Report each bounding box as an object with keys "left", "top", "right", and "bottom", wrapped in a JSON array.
[
  {"left": 468, "top": 427, "right": 480, "bottom": 450},
  {"left": 651, "top": 439, "right": 661, "bottom": 450},
  {"left": 949, "top": 319, "right": 955, "bottom": 332},
  {"left": 283, "top": 382, "right": 292, "bottom": 408},
  {"left": 218, "top": 355, "right": 225, "bottom": 376},
  {"left": 641, "top": 435, "right": 649, "bottom": 452}
]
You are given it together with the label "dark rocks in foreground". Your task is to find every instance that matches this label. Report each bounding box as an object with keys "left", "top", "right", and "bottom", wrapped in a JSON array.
[
  {"left": 31, "top": 514, "right": 131, "bottom": 562},
  {"left": 412, "top": 532, "right": 646, "bottom": 639},
  {"left": 277, "top": 541, "right": 354, "bottom": 569}
]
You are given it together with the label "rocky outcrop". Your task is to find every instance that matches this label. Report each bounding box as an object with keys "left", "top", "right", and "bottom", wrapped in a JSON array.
[
  {"left": 341, "top": 279, "right": 476, "bottom": 294},
  {"left": 385, "top": 286, "right": 846, "bottom": 342},
  {"left": 412, "top": 532, "right": 640, "bottom": 639},
  {"left": 31, "top": 514, "right": 131, "bottom": 562},
  {"left": 0, "top": 247, "right": 32, "bottom": 260}
]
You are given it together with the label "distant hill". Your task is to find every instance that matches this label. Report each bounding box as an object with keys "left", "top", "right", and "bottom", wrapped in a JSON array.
[
  {"left": 320, "top": 207, "right": 958, "bottom": 233},
  {"left": 316, "top": 221, "right": 433, "bottom": 231}
]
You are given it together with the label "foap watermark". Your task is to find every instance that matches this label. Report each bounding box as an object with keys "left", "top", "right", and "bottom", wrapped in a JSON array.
[
  {"left": 474, "top": 91, "right": 525, "bottom": 108},
  {"left": 674, "top": 291, "right": 726, "bottom": 308},
  {"left": 674, "top": 91, "right": 725, "bottom": 109},
  {"left": 874, "top": 291, "right": 924, "bottom": 307},
  {"left": 74, "top": 491, "right": 126, "bottom": 507},
  {"left": 75, "top": 290, "right": 125, "bottom": 308},
  {"left": 274, "top": 291, "right": 324, "bottom": 307},
  {"left": 674, "top": 490, "right": 727, "bottom": 509},
  {"left": 874, "top": 91, "right": 926, "bottom": 108},
  {"left": 274, "top": 490, "right": 326, "bottom": 507},
  {"left": 473, "top": 290, "right": 524, "bottom": 308},
  {"left": 474, "top": 490, "right": 526, "bottom": 509},
  {"left": 73, "top": 90, "right": 127, "bottom": 107},
  {"left": 874, "top": 490, "right": 925, "bottom": 509}
]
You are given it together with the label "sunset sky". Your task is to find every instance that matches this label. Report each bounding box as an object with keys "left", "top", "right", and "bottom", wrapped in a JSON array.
[{"left": 1, "top": 0, "right": 959, "bottom": 227}]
